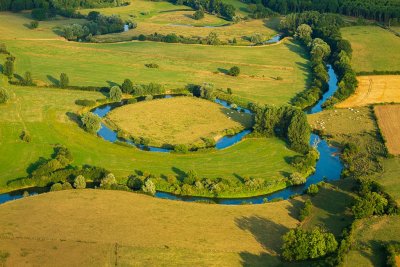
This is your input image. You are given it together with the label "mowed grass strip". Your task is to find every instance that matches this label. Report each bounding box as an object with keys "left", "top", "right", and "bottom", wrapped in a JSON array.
[
  {"left": 374, "top": 105, "right": 400, "bottom": 155},
  {"left": 0, "top": 189, "right": 302, "bottom": 266},
  {"left": 0, "top": 85, "right": 297, "bottom": 192},
  {"left": 341, "top": 26, "right": 400, "bottom": 72},
  {"left": 107, "top": 97, "right": 253, "bottom": 146},
  {"left": 336, "top": 75, "right": 400, "bottom": 108}
]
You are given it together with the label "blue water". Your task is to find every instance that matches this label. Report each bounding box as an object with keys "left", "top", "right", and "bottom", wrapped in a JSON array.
[
  {"left": 0, "top": 63, "right": 343, "bottom": 205},
  {"left": 263, "top": 34, "right": 282, "bottom": 44}
]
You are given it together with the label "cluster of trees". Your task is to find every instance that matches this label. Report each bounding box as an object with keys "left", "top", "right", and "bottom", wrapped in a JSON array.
[
  {"left": 386, "top": 242, "right": 400, "bottom": 267},
  {"left": 251, "top": 104, "right": 311, "bottom": 153},
  {"left": 259, "top": 0, "right": 400, "bottom": 23},
  {"left": 282, "top": 227, "right": 338, "bottom": 261},
  {"left": 170, "top": 0, "right": 236, "bottom": 20},
  {"left": 62, "top": 12, "right": 134, "bottom": 41},
  {"left": 81, "top": 112, "right": 102, "bottom": 134},
  {"left": 280, "top": 11, "right": 357, "bottom": 108},
  {"left": 3, "top": 56, "right": 15, "bottom": 79},
  {"left": 299, "top": 199, "right": 312, "bottom": 221},
  {"left": 120, "top": 80, "right": 165, "bottom": 96},
  {"left": 247, "top": 3, "right": 276, "bottom": 18},
  {"left": 135, "top": 31, "right": 223, "bottom": 45},
  {"left": 351, "top": 178, "right": 398, "bottom": 219}
]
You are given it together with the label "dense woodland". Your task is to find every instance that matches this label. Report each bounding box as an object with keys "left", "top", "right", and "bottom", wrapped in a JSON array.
[
  {"left": 0, "top": 0, "right": 120, "bottom": 11},
  {"left": 169, "top": 0, "right": 236, "bottom": 20}
]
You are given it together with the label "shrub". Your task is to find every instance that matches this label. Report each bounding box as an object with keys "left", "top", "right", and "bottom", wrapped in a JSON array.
[
  {"left": 30, "top": 20, "right": 39, "bottom": 29},
  {"left": 142, "top": 179, "right": 156, "bottom": 196},
  {"left": 144, "top": 95, "right": 153, "bottom": 101},
  {"left": 23, "top": 191, "right": 29, "bottom": 197},
  {"left": 228, "top": 66, "right": 240, "bottom": 76},
  {"left": 183, "top": 169, "right": 198, "bottom": 185},
  {"left": 75, "top": 99, "right": 96, "bottom": 106},
  {"left": 23, "top": 71, "right": 34, "bottom": 86},
  {"left": 121, "top": 79, "right": 133, "bottom": 93},
  {"left": 81, "top": 112, "right": 102, "bottom": 134},
  {"left": 50, "top": 183, "right": 63, "bottom": 191},
  {"left": 126, "top": 98, "right": 137, "bottom": 104},
  {"left": 307, "top": 184, "right": 319, "bottom": 195},
  {"left": 174, "top": 144, "right": 188, "bottom": 153},
  {"left": 62, "top": 182, "right": 73, "bottom": 190},
  {"left": 127, "top": 175, "right": 144, "bottom": 190},
  {"left": 100, "top": 173, "right": 117, "bottom": 188},
  {"left": 74, "top": 175, "right": 86, "bottom": 189},
  {"left": 144, "top": 63, "right": 159, "bottom": 68},
  {"left": 109, "top": 86, "right": 122, "bottom": 102},
  {"left": 20, "top": 130, "right": 31, "bottom": 142},
  {"left": 352, "top": 192, "right": 388, "bottom": 219}
]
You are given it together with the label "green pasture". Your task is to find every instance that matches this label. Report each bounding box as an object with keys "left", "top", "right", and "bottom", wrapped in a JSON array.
[{"left": 341, "top": 26, "right": 400, "bottom": 72}]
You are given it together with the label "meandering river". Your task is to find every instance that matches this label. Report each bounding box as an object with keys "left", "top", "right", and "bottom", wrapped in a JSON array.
[{"left": 0, "top": 64, "right": 342, "bottom": 205}]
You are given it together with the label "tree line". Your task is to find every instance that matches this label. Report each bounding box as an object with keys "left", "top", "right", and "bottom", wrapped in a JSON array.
[
  {"left": 259, "top": 0, "right": 400, "bottom": 23},
  {"left": 169, "top": 0, "right": 236, "bottom": 20},
  {"left": 0, "top": 0, "right": 119, "bottom": 12}
]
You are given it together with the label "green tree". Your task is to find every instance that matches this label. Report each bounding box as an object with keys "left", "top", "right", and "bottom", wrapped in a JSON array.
[
  {"left": 100, "top": 173, "right": 117, "bottom": 188},
  {"left": 289, "top": 172, "right": 306, "bottom": 185},
  {"left": 127, "top": 175, "right": 144, "bottom": 190},
  {"left": 206, "top": 32, "right": 220, "bottom": 45},
  {"left": 193, "top": 9, "right": 204, "bottom": 20},
  {"left": 81, "top": 112, "right": 101, "bottom": 134},
  {"left": 299, "top": 199, "right": 312, "bottom": 221},
  {"left": 24, "top": 71, "right": 33, "bottom": 86},
  {"left": 184, "top": 169, "right": 198, "bottom": 185},
  {"left": 310, "top": 38, "right": 331, "bottom": 63},
  {"left": 121, "top": 79, "right": 133, "bottom": 94},
  {"left": 352, "top": 192, "right": 388, "bottom": 219},
  {"left": 307, "top": 184, "right": 319, "bottom": 195},
  {"left": 295, "top": 24, "right": 312, "bottom": 45},
  {"left": 142, "top": 179, "right": 156, "bottom": 196},
  {"left": 0, "top": 88, "right": 10, "bottom": 104},
  {"left": 62, "top": 182, "right": 73, "bottom": 190},
  {"left": 228, "top": 66, "right": 240, "bottom": 76},
  {"left": 3, "top": 58, "right": 14, "bottom": 78},
  {"left": 74, "top": 175, "right": 86, "bottom": 189},
  {"left": 59, "top": 73, "right": 69, "bottom": 88},
  {"left": 30, "top": 20, "right": 39, "bottom": 29},
  {"left": 109, "top": 86, "right": 122, "bottom": 102},
  {"left": 250, "top": 33, "right": 264, "bottom": 44}
]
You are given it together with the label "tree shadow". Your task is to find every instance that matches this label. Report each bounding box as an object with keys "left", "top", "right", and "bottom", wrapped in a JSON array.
[
  {"left": 219, "top": 106, "right": 253, "bottom": 128},
  {"left": 13, "top": 73, "right": 24, "bottom": 83},
  {"left": 284, "top": 41, "right": 309, "bottom": 61},
  {"left": 239, "top": 251, "right": 282, "bottom": 267},
  {"left": 66, "top": 112, "right": 82, "bottom": 127},
  {"left": 217, "top": 67, "right": 229, "bottom": 75},
  {"left": 47, "top": 75, "right": 59, "bottom": 86},
  {"left": 107, "top": 80, "right": 119, "bottom": 87},
  {"left": 26, "top": 156, "right": 47, "bottom": 175},
  {"left": 171, "top": 167, "right": 186, "bottom": 181}
]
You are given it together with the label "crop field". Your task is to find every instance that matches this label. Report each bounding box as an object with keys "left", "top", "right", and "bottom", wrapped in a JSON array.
[
  {"left": 336, "top": 75, "right": 400, "bottom": 108},
  {"left": 107, "top": 97, "right": 253, "bottom": 146},
  {"left": 343, "top": 215, "right": 400, "bottom": 267},
  {"left": 374, "top": 105, "right": 400, "bottom": 155},
  {"left": 0, "top": 189, "right": 302, "bottom": 266},
  {"left": 0, "top": 86, "right": 297, "bottom": 194},
  {"left": 341, "top": 26, "right": 400, "bottom": 72}
]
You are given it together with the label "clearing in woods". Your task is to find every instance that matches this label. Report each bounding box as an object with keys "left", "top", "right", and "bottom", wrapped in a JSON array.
[
  {"left": 336, "top": 75, "right": 400, "bottom": 108},
  {"left": 0, "top": 189, "right": 302, "bottom": 266},
  {"left": 106, "top": 97, "right": 253, "bottom": 147},
  {"left": 374, "top": 105, "right": 400, "bottom": 155}
]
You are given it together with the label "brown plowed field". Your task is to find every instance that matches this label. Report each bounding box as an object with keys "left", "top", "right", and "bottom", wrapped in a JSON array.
[{"left": 374, "top": 105, "right": 400, "bottom": 155}]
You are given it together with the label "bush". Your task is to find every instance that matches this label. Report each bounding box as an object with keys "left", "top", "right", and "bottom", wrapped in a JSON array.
[
  {"left": 144, "top": 63, "right": 159, "bottom": 68},
  {"left": 307, "top": 184, "right": 319, "bottom": 195},
  {"left": 30, "top": 20, "right": 39, "bottom": 29},
  {"left": 352, "top": 192, "right": 388, "bottom": 219},
  {"left": 62, "top": 182, "right": 73, "bottom": 190},
  {"left": 228, "top": 66, "right": 240, "bottom": 76},
  {"left": 81, "top": 112, "right": 102, "bottom": 134},
  {"left": 183, "top": 169, "right": 198, "bottom": 185},
  {"left": 144, "top": 95, "right": 153, "bottom": 101},
  {"left": 50, "top": 183, "right": 63, "bottom": 191},
  {"left": 174, "top": 144, "right": 189, "bottom": 153},
  {"left": 121, "top": 79, "right": 133, "bottom": 93},
  {"left": 20, "top": 130, "right": 31, "bottom": 142},
  {"left": 74, "top": 175, "right": 86, "bottom": 189},
  {"left": 75, "top": 99, "right": 96, "bottom": 106},
  {"left": 109, "top": 86, "right": 122, "bottom": 101},
  {"left": 142, "top": 179, "right": 156, "bottom": 196},
  {"left": 127, "top": 175, "right": 144, "bottom": 190}
]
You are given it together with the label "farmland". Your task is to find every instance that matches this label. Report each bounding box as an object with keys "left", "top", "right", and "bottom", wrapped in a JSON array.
[
  {"left": 106, "top": 97, "right": 253, "bottom": 146},
  {"left": 0, "top": 189, "right": 302, "bottom": 266},
  {"left": 341, "top": 26, "right": 400, "bottom": 72},
  {"left": 374, "top": 105, "right": 400, "bottom": 155},
  {"left": 336, "top": 75, "right": 400, "bottom": 108}
]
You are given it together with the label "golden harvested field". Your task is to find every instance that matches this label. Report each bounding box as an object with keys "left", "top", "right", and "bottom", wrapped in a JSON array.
[
  {"left": 0, "top": 189, "right": 302, "bottom": 266},
  {"left": 107, "top": 97, "right": 253, "bottom": 146},
  {"left": 336, "top": 75, "right": 400, "bottom": 108},
  {"left": 374, "top": 105, "right": 400, "bottom": 155}
]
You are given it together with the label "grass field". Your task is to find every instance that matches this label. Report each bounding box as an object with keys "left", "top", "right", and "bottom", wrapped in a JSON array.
[
  {"left": 336, "top": 76, "right": 400, "bottom": 108},
  {"left": 341, "top": 26, "right": 400, "bottom": 72},
  {"left": 376, "top": 158, "right": 400, "bottom": 205},
  {"left": 374, "top": 105, "right": 400, "bottom": 155},
  {"left": 343, "top": 215, "right": 400, "bottom": 267},
  {"left": 0, "top": 85, "right": 298, "bottom": 195},
  {"left": 0, "top": 189, "right": 303, "bottom": 266},
  {"left": 107, "top": 97, "right": 253, "bottom": 146}
]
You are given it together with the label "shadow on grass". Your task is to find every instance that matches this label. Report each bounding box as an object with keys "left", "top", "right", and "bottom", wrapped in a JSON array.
[
  {"left": 107, "top": 80, "right": 119, "bottom": 87},
  {"left": 172, "top": 167, "right": 186, "bottom": 181},
  {"left": 217, "top": 67, "right": 229, "bottom": 75},
  {"left": 219, "top": 107, "right": 253, "bottom": 128},
  {"left": 66, "top": 112, "right": 82, "bottom": 127},
  {"left": 47, "top": 75, "right": 59, "bottom": 86}
]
